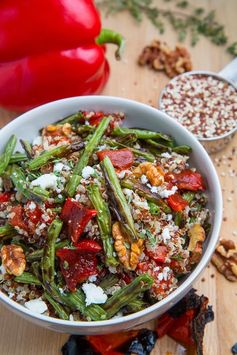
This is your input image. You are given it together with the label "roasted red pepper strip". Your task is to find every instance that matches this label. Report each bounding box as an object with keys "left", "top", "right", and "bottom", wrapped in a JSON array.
[
  {"left": 167, "top": 193, "right": 188, "bottom": 211},
  {"left": 168, "top": 310, "right": 196, "bottom": 346},
  {"left": 146, "top": 245, "right": 168, "bottom": 264},
  {"left": 75, "top": 239, "right": 102, "bottom": 253},
  {"left": 60, "top": 198, "right": 97, "bottom": 245},
  {"left": 9, "top": 205, "right": 28, "bottom": 231},
  {"left": 97, "top": 149, "right": 134, "bottom": 169},
  {"left": 56, "top": 242, "right": 101, "bottom": 292},
  {"left": 0, "top": 1, "right": 124, "bottom": 112},
  {"left": 25, "top": 201, "right": 42, "bottom": 224},
  {"left": 165, "top": 170, "right": 205, "bottom": 191},
  {"left": 0, "top": 192, "right": 11, "bottom": 203}
]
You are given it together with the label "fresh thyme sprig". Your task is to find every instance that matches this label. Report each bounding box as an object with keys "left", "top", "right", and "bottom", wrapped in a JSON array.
[{"left": 96, "top": 0, "right": 235, "bottom": 55}]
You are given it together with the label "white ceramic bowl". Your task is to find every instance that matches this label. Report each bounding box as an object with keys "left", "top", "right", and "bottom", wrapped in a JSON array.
[{"left": 0, "top": 96, "right": 222, "bottom": 334}]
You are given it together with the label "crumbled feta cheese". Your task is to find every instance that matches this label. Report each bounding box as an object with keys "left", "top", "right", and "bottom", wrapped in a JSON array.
[
  {"left": 141, "top": 174, "right": 148, "bottom": 184},
  {"left": 112, "top": 311, "right": 123, "bottom": 319},
  {"left": 28, "top": 201, "right": 36, "bottom": 210},
  {"left": 166, "top": 214, "right": 173, "bottom": 221},
  {"left": 69, "top": 314, "right": 74, "bottom": 321},
  {"left": 108, "top": 266, "right": 117, "bottom": 274},
  {"left": 82, "top": 283, "right": 108, "bottom": 306},
  {"left": 32, "top": 136, "right": 43, "bottom": 146},
  {"left": 8, "top": 292, "right": 15, "bottom": 299},
  {"left": 117, "top": 170, "right": 130, "bottom": 179},
  {"left": 31, "top": 174, "right": 57, "bottom": 190},
  {"left": 159, "top": 186, "right": 177, "bottom": 198},
  {"left": 133, "top": 195, "right": 149, "bottom": 210},
  {"left": 25, "top": 298, "right": 48, "bottom": 314},
  {"left": 150, "top": 186, "right": 158, "bottom": 193},
  {"left": 82, "top": 166, "right": 94, "bottom": 179},
  {"left": 162, "top": 227, "right": 171, "bottom": 244},
  {"left": 161, "top": 152, "right": 171, "bottom": 158},
  {"left": 88, "top": 275, "right": 97, "bottom": 282},
  {"left": 54, "top": 162, "right": 64, "bottom": 172},
  {"left": 123, "top": 188, "right": 133, "bottom": 197},
  {"left": 158, "top": 273, "right": 164, "bottom": 281}
]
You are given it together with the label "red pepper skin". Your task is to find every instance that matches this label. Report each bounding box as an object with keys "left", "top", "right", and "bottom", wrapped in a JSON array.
[
  {"left": 146, "top": 245, "right": 168, "bottom": 264},
  {"left": 156, "top": 313, "right": 176, "bottom": 338},
  {"left": 167, "top": 193, "right": 188, "bottom": 211},
  {"left": 0, "top": 192, "right": 11, "bottom": 203},
  {"left": 167, "top": 310, "right": 196, "bottom": 346},
  {"left": 0, "top": 46, "right": 109, "bottom": 112},
  {"left": 97, "top": 149, "right": 134, "bottom": 169},
  {"left": 75, "top": 239, "right": 102, "bottom": 253},
  {"left": 25, "top": 201, "right": 42, "bottom": 225},
  {"left": 165, "top": 170, "right": 205, "bottom": 191},
  {"left": 0, "top": 0, "right": 101, "bottom": 62},
  {"left": 56, "top": 245, "right": 100, "bottom": 291},
  {"left": 60, "top": 198, "right": 97, "bottom": 245}
]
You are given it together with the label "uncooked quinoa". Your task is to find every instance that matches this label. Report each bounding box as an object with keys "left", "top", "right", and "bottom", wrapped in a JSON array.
[
  {"left": 161, "top": 74, "right": 237, "bottom": 138},
  {"left": 0, "top": 110, "right": 210, "bottom": 321}
]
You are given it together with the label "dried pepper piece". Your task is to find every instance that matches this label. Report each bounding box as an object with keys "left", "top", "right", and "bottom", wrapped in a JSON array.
[
  {"left": 165, "top": 170, "right": 206, "bottom": 191},
  {"left": 0, "top": 192, "right": 11, "bottom": 203},
  {"left": 188, "top": 224, "right": 206, "bottom": 264},
  {"left": 60, "top": 198, "right": 97, "bottom": 245},
  {"left": 56, "top": 241, "right": 101, "bottom": 291},
  {"left": 97, "top": 148, "right": 134, "bottom": 169}
]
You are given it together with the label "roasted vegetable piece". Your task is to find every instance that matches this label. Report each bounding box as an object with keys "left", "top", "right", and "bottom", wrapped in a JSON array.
[
  {"left": 121, "top": 178, "right": 171, "bottom": 213},
  {"left": 112, "top": 221, "right": 144, "bottom": 270},
  {"left": 66, "top": 116, "right": 111, "bottom": 197},
  {"left": 42, "top": 218, "right": 63, "bottom": 284},
  {"left": 125, "top": 329, "right": 157, "bottom": 355},
  {"left": 87, "top": 184, "right": 118, "bottom": 267},
  {"left": 9, "top": 152, "right": 27, "bottom": 163},
  {"left": 103, "top": 274, "right": 153, "bottom": 318},
  {"left": 0, "top": 224, "right": 15, "bottom": 237},
  {"left": 112, "top": 126, "right": 171, "bottom": 142},
  {"left": 101, "top": 156, "right": 140, "bottom": 242},
  {"left": 0, "top": 192, "right": 11, "bottom": 202},
  {"left": 44, "top": 292, "right": 69, "bottom": 320},
  {"left": 15, "top": 272, "right": 41, "bottom": 286},
  {"left": 9, "top": 205, "right": 28, "bottom": 231},
  {"left": 56, "top": 243, "right": 101, "bottom": 291},
  {"left": 97, "top": 148, "right": 134, "bottom": 169},
  {"left": 27, "top": 144, "right": 71, "bottom": 170},
  {"left": 188, "top": 224, "right": 205, "bottom": 264},
  {"left": 157, "top": 289, "right": 214, "bottom": 355},
  {"left": 146, "top": 245, "right": 168, "bottom": 263},
  {"left": 167, "top": 193, "right": 188, "bottom": 211},
  {"left": 61, "top": 335, "right": 98, "bottom": 355},
  {"left": 165, "top": 170, "right": 206, "bottom": 191},
  {"left": 60, "top": 198, "right": 97, "bottom": 245},
  {"left": 26, "top": 239, "right": 70, "bottom": 262},
  {"left": 0, "top": 135, "right": 17, "bottom": 175}
]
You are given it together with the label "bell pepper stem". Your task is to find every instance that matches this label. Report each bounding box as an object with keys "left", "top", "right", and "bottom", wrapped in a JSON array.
[{"left": 96, "top": 28, "right": 125, "bottom": 60}]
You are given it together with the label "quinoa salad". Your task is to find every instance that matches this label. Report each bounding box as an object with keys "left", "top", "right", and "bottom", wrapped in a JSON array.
[{"left": 0, "top": 111, "right": 210, "bottom": 321}]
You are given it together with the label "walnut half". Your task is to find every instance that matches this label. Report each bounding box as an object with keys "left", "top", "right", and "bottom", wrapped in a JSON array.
[
  {"left": 211, "top": 239, "right": 237, "bottom": 282},
  {"left": 1, "top": 244, "right": 26, "bottom": 276}
]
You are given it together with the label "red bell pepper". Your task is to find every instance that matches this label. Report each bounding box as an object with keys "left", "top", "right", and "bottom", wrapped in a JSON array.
[
  {"left": 97, "top": 148, "right": 134, "bottom": 169},
  {"left": 60, "top": 198, "right": 97, "bottom": 245},
  {"left": 146, "top": 245, "right": 168, "bottom": 264},
  {"left": 167, "top": 193, "right": 188, "bottom": 211},
  {"left": 56, "top": 240, "right": 101, "bottom": 291},
  {"left": 165, "top": 170, "right": 205, "bottom": 191},
  {"left": 9, "top": 205, "right": 28, "bottom": 231},
  {"left": 0, "top": 1, "right": 124, "bottom": 112},
  {"left": 0, "top": 192, "right": 11, "bottom": 203}
]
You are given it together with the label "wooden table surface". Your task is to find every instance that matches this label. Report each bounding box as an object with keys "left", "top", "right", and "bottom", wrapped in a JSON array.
[{"left": 0, "top": 1, "right": 237, "bottom": 354}]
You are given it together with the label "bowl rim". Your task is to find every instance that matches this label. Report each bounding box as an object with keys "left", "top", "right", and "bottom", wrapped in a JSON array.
[{"left": 0, "top": 95, "right": 223, "bottom": 328}]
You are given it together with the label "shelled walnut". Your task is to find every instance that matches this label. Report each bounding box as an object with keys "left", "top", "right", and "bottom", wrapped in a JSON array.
[
  {"left": 1, "top": 244, "right": 26, "bottom": 276},
  {"left": 211, "top": 239, "right": 237, "bottom": 281},
  {"left": 138, "top": 40, "right": 192, "bottom": 78}
]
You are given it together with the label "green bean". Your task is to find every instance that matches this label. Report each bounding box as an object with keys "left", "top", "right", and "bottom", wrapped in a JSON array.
[
  {"left": 28, "top": 144, "right": 71, "bottom": 170},
  {"left": 104, "top": 138, "right": 155, "bottom": 162},
  {"left": 87, "top": 184, "right": 118, "bottom": 267},
  {"left": 99, "top": 274, "right": 119, "bottom": 289},
  {"left": 45, "top": 282, "right": 107, "bottom": 321},
  {"left": 32, "top": 261, "right": 43, "bottom": 282},
  {"left": 20, "top": 139, "right": 33, "bottom": 158},
  {"left": 0, "top": 224, "right": 15, "bottom": 237},
  {"left": 44, "top": 292, "right": 69, "bottom": 320},
  {"left": 127, "top": 297, "right": 147, "bottom": 313},
  {"left": 146, "top": 139, "right": 174, "bottom": 150},
  {"left": 77, "top": 125, "right": 95, "bottom": 135},
  {"left": 10, "top": 166, "right": 49, "bottom": 201},
  {"left": 56, "top": 111, "right": 85, "bottom": 125},
  {"left": 172, "top": 145, "right": 192, "bottom": 155},
  {"left": 121, "top": 178, "right": 171, "bottom": 214},
  {"left": 41, "top": 219, "right": 63, "bottom": 285},
  {"left": 66, "top": 116, "right": 111, "bottom": 197},
  {"left": 0, "top": 135, "right": 17, "bottom": 175},
  {"left": 101, "top": 156, "right": 140, "bottom": 242},
  {"left": 103, "top": 274, "right": 153, "bottom": 318},
  {"left": 112, "top": 127, "right": 172, "bottom": 141},
  {"left": 15, "top": 272, "right": 41, "bottom": 286},
  {"left": 148, "top": 201, "right": 160, "bottom": 215},
  {"left": 174, "top": 211, "right": 184, "bottom": 227},
  {"left": 9, "top": 153, "right": 27, "bottom": 164},
  {"left": 27, "top": 240, "right": 70, "bottom": 262}
]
